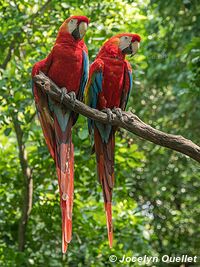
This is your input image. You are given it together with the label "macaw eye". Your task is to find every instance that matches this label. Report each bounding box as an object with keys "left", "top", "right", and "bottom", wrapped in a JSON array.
[
  {"left": 70, "top": 19, "right": 74, "bottom": 24},
  {"left": 125, "top": 36, "right": 128, "bottom": 39}
]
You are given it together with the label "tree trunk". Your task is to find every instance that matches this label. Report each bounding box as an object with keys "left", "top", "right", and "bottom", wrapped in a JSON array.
[{"left": 12, "top": 115, "right": 33, "bottom": 251}]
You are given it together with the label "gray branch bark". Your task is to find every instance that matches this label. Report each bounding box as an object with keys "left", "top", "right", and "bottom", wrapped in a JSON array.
[{"left": 33, "top": 72, "right": 200, "bottom": 164}]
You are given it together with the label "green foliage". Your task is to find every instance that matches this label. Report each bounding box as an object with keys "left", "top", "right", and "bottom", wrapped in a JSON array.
[{"left": 0, "top": 0, "right": 200, "bottom": 266}]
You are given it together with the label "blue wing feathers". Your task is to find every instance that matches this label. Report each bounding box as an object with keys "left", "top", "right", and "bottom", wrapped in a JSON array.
[
  {"left": 126, "top": 70, "right": 133, "bottom": 107},
  {"left": 87, "top": 71, "right": 103, "bottom": 134},
  {"left": 87, "top": 70, "right": 111, "bottom": 143},
  {"left": 79, "top": 51, "right": 89, "bottom": 98}
]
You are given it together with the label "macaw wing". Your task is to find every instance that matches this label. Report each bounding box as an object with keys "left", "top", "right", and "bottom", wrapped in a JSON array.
[
  {"left": 120, "top": 61, "right": 133, "bottom": 111},
  {"left": 85, "top": 59, "right": 104, "bottom": 135},
  {"left": 32, "top": 57, "right": 56, "bottom": 160}
]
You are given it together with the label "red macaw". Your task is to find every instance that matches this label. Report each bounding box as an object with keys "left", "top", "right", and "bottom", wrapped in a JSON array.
[
  {"left": 85, "top": 33, "right": 141, "bottom": 247},
  {"left": 32, "top": 15, "right": 89, "bottom": 253}
]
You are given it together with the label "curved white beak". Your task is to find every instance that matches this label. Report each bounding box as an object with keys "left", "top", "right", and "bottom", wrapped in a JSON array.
[
  {"left": 79, "top": 22, "right": 88, "bottom": 39},
  {"left": 131, "top": 41, "right": 140, "bottom": 55}
]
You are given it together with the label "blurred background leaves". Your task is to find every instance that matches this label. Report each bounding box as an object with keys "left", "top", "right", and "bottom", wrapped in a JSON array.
[{"left": 0, "top": 0, "right": 200, "bottom": 266}]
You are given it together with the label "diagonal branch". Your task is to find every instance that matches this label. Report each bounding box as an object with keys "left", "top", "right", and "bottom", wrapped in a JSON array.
[{"left": 33, "top": 72, "right": 200, "bottom": 164}]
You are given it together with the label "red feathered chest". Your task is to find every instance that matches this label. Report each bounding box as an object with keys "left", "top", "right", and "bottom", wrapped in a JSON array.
[
  {"left": 100, "top": 57, "right": 126, "bottom": 108},
  {"left": 47, "top": 44, "right": 84, "bottom": 93}
]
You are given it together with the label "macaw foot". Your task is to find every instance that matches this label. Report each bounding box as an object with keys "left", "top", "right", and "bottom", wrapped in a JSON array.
[
  {"left": 60, "top": 87, "right": 68, "bottom": 104},
  {"left": 44, "top": 81, "right": 51, "bottom": 91},
  {"left": 68, "top": 91, "right": 76, "bottom": 109},
  {"left": 102, "top": 108, "right": 114, "bottom": 122},
  {"left": 112, "top": 107, "right": 124, "bottom": 121}
]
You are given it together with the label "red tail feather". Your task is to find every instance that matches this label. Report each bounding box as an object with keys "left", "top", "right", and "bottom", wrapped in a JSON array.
[
  {"left": 105, "top": 202, "right": 113, "bottom": 248},
  {"left": 55, "top": 131, "right": 74, "bottom": 253},
  {"left": 94, "top": 126, "right": 115, "bottom": 247},
  {"left": 32, "top": 61, "right": 56, "bottom": 160}
]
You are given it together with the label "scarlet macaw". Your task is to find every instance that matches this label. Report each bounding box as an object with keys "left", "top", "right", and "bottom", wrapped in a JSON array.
[
  {"left": 85, "top": 33, "right": 141, "bottom": 247},
  {"left": 32, "top": 15, "right": 89, "bottom": 253}
]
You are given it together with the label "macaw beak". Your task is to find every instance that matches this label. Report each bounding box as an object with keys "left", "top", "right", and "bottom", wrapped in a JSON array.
[
  {"left": 131, "top": 41, "right": 140, "bottom": 56},
  {"left": 72, "top": 21, "right": 88, "bottom": 40},
  {"left": 121, "top": 40, "right": 140, "bottom": 56},
  {"left": 79, "top": 22, "right": 88, "bottom": 39}
]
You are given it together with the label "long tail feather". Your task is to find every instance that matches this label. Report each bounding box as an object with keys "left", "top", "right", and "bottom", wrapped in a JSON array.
[
  {"left": 61, "top": 206, "right": 68, "bottom": 253},
  {"left": 32, "top": 62, "right": 75, "bottom": 253},
  {"left": 94, "top": 126, "right": 115, "bottom": 248},
  {"left": 105, "top": 202, "right": 113, "bottom": 248},
  {"left": 32, "top": 61, "right": 56, "bottom": 160},
  {"left": 60, "top": 139, "right": 74, "bottom": 251},
  {"left": 54, "top": 114, "right": 74, "bottom": 253}
]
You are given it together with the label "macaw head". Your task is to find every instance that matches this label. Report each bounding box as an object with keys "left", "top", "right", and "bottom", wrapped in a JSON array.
[
  {"left": 99, "top": 33, "right": 141, "bottom": 58},
  {"left": 118, "top": 33, "right": 141, "bottom": 56},
  {"left": 58, "top": 15, "right": 89, "bottom": 40}
]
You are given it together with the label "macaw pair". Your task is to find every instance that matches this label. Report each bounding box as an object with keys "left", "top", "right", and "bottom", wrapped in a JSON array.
[{"left": 32, "top": 15, "right": 141, "bottom": 253}]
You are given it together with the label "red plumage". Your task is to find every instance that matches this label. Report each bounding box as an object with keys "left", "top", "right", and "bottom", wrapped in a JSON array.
[
  {"left": 32, "top": 16, "right": 89, "bottom": 253},
  {"left": 94, "top": 127, "right": 115, "bottom": 247},
  {"left": 86, "top": 33, "right": 141, "bottom": 247},
  {"left": 96, "top": 34, "right": 140, "bottom": 109}
]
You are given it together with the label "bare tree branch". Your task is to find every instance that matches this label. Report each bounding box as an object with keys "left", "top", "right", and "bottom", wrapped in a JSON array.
[{"left": 33, "top": 72, "right": 200, "bottom": 164}]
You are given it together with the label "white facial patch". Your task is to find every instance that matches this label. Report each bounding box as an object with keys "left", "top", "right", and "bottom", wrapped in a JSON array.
[
  {"left": 68, "top": 18, "right": 78, "bottom": 34},
  {"left": 131, "top": 41, "right": 140, "bottom": 55},
  {"left": 79, "top": 22, "right": 88, "bottom": 39},
  {"left": 119, "top": 36, "right": 132, "bottom": 51}
]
